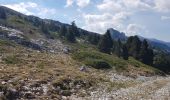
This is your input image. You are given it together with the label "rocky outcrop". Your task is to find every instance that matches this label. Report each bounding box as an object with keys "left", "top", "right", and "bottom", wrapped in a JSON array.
[{"left": 0, "top": 26, "right": 43, "bottom": 50}]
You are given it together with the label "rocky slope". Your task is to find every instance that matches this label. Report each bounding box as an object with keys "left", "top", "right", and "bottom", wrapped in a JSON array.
[{"left": 0, "top": 6, "right": 169, "bottom": 100}]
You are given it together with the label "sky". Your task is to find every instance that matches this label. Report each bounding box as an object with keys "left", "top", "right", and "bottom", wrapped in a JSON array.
[{"left": 0, "top": 0, "right": 170, "bottom": 42}]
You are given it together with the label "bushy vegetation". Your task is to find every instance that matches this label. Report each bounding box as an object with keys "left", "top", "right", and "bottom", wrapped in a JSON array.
[
  {"left": 72, "top": 50, "right": 127, "bottom": 70},
  {"left": 85, "top": 59, "right": 111, "bottom": 69}
]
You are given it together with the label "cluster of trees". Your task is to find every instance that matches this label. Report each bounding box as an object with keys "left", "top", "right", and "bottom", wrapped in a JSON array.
[
  {"left": 59, "top": 21, "right": 79, "bottom": 43},
  {"left": 97, "top": 30, "right": 154, "bottom": 65},
  {"left": 98, "top": 30, "right": 129, "bottom": 60},
  {"left": 126, "top": 36, "right": 154, "bottom": 65},
  {"left": 38, "top": 19, "right": 170, "bottom": 72}
]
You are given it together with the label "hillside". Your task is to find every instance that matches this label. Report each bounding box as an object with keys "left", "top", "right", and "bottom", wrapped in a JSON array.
[{"left": 0, "top": 6, "right": 170, "bottom": 100}]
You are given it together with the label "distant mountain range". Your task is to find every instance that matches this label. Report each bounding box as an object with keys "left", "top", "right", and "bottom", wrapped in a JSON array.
[{"left": 149, "top": 38, "right": 170, "bottom": 48}]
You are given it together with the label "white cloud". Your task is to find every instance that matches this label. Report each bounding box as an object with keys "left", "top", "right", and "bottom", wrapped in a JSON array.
[
  {"left": 126, "top": 24, "right": 145, "bottom": 36},
  {"left": 87, "top": 0, "right": 170, "bottom": 35},
  {"left": 97, "top": 0, "right": 123, "bottom": 12},
  {"left": 76, "top": 0, "right": 90, "bottom": 8},
  {"left": 65, "top": 0, "right": 90, "bottom": 8},
  {"left": 122, "top": 0, "right": 152, "bottom": 11},
  {"left": 154, "top": 0, "right": 170, "bottom": 13},
  {"left": 97, "top": 0, "right": 152, "bottom": 13},
  {"left": 82, "top": 12, "right": 131, "bottom": 34},
  {"left": 161, "top": 16, "right": 170, "bottom": 20},
  {"left": 97, "top": 0, "right": 170, "bottom": 13},
  {"left": 3, "top": 2, "right": 57, "bottom": 18},
  {"left": 65, "top": 0, "right": 74, "bottom": 7}
]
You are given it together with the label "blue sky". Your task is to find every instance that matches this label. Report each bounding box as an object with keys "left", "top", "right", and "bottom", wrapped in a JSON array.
[{"left": 0, "top": 0, "right": 170, "bottom": 42}]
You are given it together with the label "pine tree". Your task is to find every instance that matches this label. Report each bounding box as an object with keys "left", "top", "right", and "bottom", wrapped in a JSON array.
[
  {"left": 41, "top": 22, "right": 49, "bottom": 34},
  {"left": 147, "top": 49, "right": 154, "bottom": 65},
  {"left": 139, "top": 39, "right": 148, "bottom": 63},
  {"left": 98, "top": 30, "right": 113, "bottom": 54},
  {"left": 71, "top": 21, "right": 80, "bottom": 37},
  {"left": 59, "top": 25, "right": 67, "bottom": 37},
  {"left": 114, "top": 39, "right": 122, "bottom": 57},
  {"left": 66, "top": 25, "right": 76, "bottom": 42},
  {"left": 122, "top": 45, "right": 129, "bottom": 60},
  {"left": 139, "top": 40, "right": 154, "bottom": 65},
  {"left": 126, "top": 36, "right": 141, "bottom": 59}
]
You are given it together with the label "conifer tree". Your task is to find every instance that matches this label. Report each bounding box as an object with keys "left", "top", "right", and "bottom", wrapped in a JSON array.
[
  {"left": 139, "top": 39, "right": 148, "bottom": 63},
  {"left": 66, "top": 24, "right": 76, "bottom": 42},
  {"left": 126, "top": 36, "right": 141, "bottom": 59},
  {"left": 71, "top": 21, "right": 80, "bottom": 37},
  {"left": 114, "top": 39, "right": 122, "bottom": 57},
  {"left": 59, "top": 25, "right": 67, "bottom": 37},
  {"left": 98, "top": 30, "right": 113, "bottom": 54},
  {"left": 122, "top": 45, "right": 129, "bottom": 60}
]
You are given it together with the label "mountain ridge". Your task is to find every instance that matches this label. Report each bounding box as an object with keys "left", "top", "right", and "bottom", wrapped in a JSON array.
[{"left": 1, "top": 5, "right": 169, "bottom": 52}]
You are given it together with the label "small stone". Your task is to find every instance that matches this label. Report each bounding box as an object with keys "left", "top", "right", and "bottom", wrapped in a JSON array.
[
  {"left": 24, "top": 92, "right": 35, "bottom": 99},
  {"left": 60, "top": 90, "right": 72, "bottom": 96},
  {"left": 80, "top": 66, "right": 87, "bottom": 72},
  {"left": 1, "top": 81, "right": 7, "bottom": 85}
]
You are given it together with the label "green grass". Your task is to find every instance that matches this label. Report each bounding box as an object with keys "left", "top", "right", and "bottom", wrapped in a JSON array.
[
  {"left": 0, "top": 40, "right": 13, "bottom": 46},
  {"left": 128, "top": 57, "right": 162, "bottom": 74},
  {"left": 2, "top": 55, "right": 21, "bottom": 64},
  {"left": 71, "top": 44, "right": 162, "bottom": 74},
  {"left": 72, "top": 50, "right": 128, "bottom": 70}
]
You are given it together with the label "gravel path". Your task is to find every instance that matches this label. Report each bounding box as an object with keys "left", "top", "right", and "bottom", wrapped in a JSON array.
[
  {"left": 70, "top": 76, "right": 170, "bottom": 100},
  {"left": 89, "top": 76, "right": 170, "bottom": 100}
]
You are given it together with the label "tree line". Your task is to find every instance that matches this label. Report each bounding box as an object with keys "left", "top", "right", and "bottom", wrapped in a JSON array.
[
  {"left": 59, "top": 25, "right": 155, "bottom": 66},
  {"left": 97, "top": 30, "right": 154, "bottom": 65}
]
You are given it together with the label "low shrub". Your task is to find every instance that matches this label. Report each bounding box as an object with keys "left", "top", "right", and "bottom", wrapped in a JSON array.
[{"left": 85, "top": 59, "right": 111, "bottom": 69}]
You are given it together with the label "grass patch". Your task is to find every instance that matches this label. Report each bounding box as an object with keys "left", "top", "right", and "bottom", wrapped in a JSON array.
[
  {"left": 2, "top": 55, "right": 21, "bottom": 64},
  {"left": 36, "top": 62, "right": 45, "bottom": 69},
  {"left": 128, "top": 57, "right": 162, "bottom": 74},
  {"left": 72, "top": 50, "right": 127, "bottom": 70},
  {"left": 0, "top": 39, "right": 15, "bottom": 47}
]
